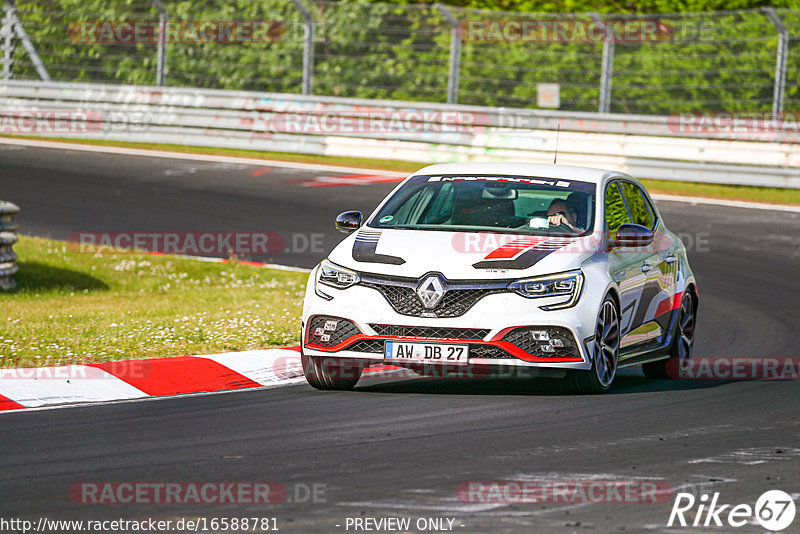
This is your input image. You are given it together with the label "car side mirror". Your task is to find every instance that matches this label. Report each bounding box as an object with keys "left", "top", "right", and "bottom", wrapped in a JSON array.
[
  {"left": 611, "top": 223, "right": 653, "bottom": 248},
  {"left": 335, "top": 211, "right": 362, "bottom": 234}
]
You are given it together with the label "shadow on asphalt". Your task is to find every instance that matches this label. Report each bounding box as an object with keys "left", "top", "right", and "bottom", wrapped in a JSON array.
[
  {"left": 12, "top": 261, "right": 109, "bottom": 292},
  {"left": 354, "top": 375, "right": 730, "bottom": 396}
]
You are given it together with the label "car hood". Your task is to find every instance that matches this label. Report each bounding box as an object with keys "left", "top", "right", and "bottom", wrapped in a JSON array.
[{"left": 328, "top": 228, "right": 601, "bottom": 280}]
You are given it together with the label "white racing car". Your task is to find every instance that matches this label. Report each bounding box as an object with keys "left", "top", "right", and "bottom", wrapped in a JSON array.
[{"left": 301, "top": 163, "right": 698, "bottom": 392}]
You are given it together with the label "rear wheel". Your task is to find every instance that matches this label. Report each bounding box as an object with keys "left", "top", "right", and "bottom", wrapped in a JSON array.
[
  {"left": 302, "top": 353, "right": 363, "bottom": 390},
  {"left": 570, "top": 296, "right": 620, "bottom": 393},
  {"left": 643, "top": 291, "right": 696, "bottom": 379}
]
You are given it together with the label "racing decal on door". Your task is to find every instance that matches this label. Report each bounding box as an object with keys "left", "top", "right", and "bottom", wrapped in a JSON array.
[
  {"left": 472, "top": 237, "right": 574, "bottom": 270},
  {"left": 654, "top": 291, "right": 683, "bottom": 318},
  {"left": 629, "top": 279, "right": 663, "bottom": 330},
  {"left": 352, "top": 229, "right": 405, "bottom": 265}
]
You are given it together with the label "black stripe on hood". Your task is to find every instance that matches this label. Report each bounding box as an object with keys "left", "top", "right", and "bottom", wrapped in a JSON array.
[{"left": 352, "top": 229, "right": 405, "bottom": 265}]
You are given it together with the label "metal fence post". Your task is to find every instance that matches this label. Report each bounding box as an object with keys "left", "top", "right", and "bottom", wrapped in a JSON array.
[
  {"left": 0, "top": 201, "right": 19, "bottom": 291},
  {"left": 592, "top": 13, "right": 614, "bottom": 114},
  {"left": 152, "top": 0, "right": 168, "bottom": 86},
  {"left": 4, "top": 0, "right": 48, "bottom": 81},
  {"left": 289, "top": 0, "right": 314, "bottom": 95},
  {"left": 1, "top": 2, "right": 14, "bottom": 80},
  {"left": 764, "top": 7, "right": 789, "bottom": 118},
  {"left": 435, "top": 4, "right": 461, "bottom": 105}
]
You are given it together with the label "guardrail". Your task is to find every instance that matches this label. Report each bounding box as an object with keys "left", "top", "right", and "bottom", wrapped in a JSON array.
[
  {"left": 4, "top": 2, "right": 800, "bottom": 116},
  {"left": 2, "top": 80, "right": 800, "bottom": 188},
  {"left": 0, "top": 200, "right": 19, "bottom": 291}
]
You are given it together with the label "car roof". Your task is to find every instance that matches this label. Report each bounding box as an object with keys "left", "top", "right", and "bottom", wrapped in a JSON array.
[{"left": 412, "top": 162, "right": 629, "bottom": 185}]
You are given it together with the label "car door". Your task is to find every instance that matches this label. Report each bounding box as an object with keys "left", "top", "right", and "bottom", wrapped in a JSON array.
[
  {"left": 604, "top": 180, "right": 650, "bottom": 347},
  {"left": 617, "top": 181, "right": 670, "bottom": 353}
]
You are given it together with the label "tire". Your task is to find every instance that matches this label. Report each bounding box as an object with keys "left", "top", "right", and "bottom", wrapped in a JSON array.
[
  {"left": 569, "top": 295, "right": 620, "bottom": 393},
  {"left": 642, "top": 291, "right": 696, "bottom": 379},
  {"left": 301, "top": 353, "right": 363, "bottom": 390}
]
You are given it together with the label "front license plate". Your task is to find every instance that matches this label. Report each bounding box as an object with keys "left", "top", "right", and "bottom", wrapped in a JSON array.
[{"left": 384, "top": 342, "right": 469, "bottom": 365}]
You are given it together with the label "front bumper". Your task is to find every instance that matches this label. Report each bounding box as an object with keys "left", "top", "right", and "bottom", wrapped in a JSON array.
[{"left": 302, "top": 281, "right": 597, "bottom": 371}]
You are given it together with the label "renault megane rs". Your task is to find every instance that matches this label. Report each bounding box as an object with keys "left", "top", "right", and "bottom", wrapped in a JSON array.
[{"left": 301, "top": 163, "right": 698, "bottom": 393}]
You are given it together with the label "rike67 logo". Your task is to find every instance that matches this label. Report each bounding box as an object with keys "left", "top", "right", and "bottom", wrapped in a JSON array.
[{"left": 668, "top": 490, "right": 796, "bottom": 531}]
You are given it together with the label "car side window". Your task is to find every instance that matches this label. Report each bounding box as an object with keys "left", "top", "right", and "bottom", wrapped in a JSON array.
[
  {"left": 641, "top": 190, "right": 658, "bottom": 228},
  {"left": 619, "top": 182, "right": 654, "bottom": 230},
  {"left": 605, "top": 181, "right": 630, "bottom": 238}
]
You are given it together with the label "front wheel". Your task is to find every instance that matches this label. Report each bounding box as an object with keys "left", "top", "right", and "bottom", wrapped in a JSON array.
[
  {"left": 302, "top": 353, "right": 363, "bottom": 390},
  {"left": 569, "top": 296, "right": 620, "bottom": 393},
  {"left": 643, "top": 291, "right": 696, "bottom": 379}
]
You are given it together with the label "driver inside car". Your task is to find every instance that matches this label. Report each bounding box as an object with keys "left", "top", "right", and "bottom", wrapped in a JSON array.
[{"left": 547, "top": 198, "right": 582, "bottom": 231}]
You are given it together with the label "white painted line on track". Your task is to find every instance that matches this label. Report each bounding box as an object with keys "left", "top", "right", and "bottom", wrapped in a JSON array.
[
  {"left": 650, "top": 193, "right": 800, "bottom": 213},
  {"left": 3, "top": 137, "right": 799, "bottom": 213},
  {"left": 0, "top": 137, "right": 410, "bottom": 176}
]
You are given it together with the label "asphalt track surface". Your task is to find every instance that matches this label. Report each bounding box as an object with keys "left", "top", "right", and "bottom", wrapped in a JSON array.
[{"left": 2, "top": 144, "right": 800, "bottom": 533}]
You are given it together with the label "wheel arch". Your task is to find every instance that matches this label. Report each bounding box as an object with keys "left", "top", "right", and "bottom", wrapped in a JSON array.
[
  {"left": 684, "top": 280, "right": 699, "bottom": 312},
  {"left": 605, "top": 285, "right": 621, "bottom": 313}
]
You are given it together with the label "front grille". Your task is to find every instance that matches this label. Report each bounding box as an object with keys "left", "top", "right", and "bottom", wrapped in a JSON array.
[
  {"left": 369, "top": 324, "right": 490, "bottom": 340},
  {"left": 502, "top": 327, "right": 580, "bottom": 359},
  {"left": 306, "top": 315, "right": 360, "bottom": 348},
  {"left": 361, "top": 276, "right": 506, "bottom": 318},
  {"left": 469, "top": 345, "right": 516, "bottom": 359},
  {"left": 345, "top": 339, "right": 385, "bottom": 353}
]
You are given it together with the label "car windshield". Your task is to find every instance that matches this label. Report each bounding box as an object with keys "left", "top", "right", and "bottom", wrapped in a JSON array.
[{"left": 368, "top": 174, "right": 596, "bottom": 236}]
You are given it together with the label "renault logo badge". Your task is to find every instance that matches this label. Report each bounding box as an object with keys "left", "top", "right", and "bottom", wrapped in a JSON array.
[{"left": 416, "top": 275, "right": 445, "bottom": 309}]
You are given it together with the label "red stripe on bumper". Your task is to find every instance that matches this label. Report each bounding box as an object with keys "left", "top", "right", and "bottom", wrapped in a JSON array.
[{"left": 307, "top": 335, "right": 582, "bottom": 363}]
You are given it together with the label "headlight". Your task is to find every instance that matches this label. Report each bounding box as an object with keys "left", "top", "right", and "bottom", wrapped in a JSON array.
[
  {"left": 508, "top": 270, "right": 584, "bottom": 310},
  {"left": 314, "top": 259, "right": 360, "bottom": 299}
]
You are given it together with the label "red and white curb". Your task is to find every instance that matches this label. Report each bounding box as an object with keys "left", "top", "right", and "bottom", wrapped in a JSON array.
[
  {"left": 146, "top": 250, "right": 312, "bottom": 273},
  {"left": 0, "top": 348, "right": 406, "bottom": 413},
  {"left": 0, "top": 348, "right": 307, "bottom": 412}
]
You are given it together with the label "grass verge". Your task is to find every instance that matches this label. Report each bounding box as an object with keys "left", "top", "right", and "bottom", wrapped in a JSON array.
[
  {"left": 0, "top": 236, "right": 308, "bottom": 368},
  {"left": 4, "top": 135, "right": 800, "bottom": 206}
]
